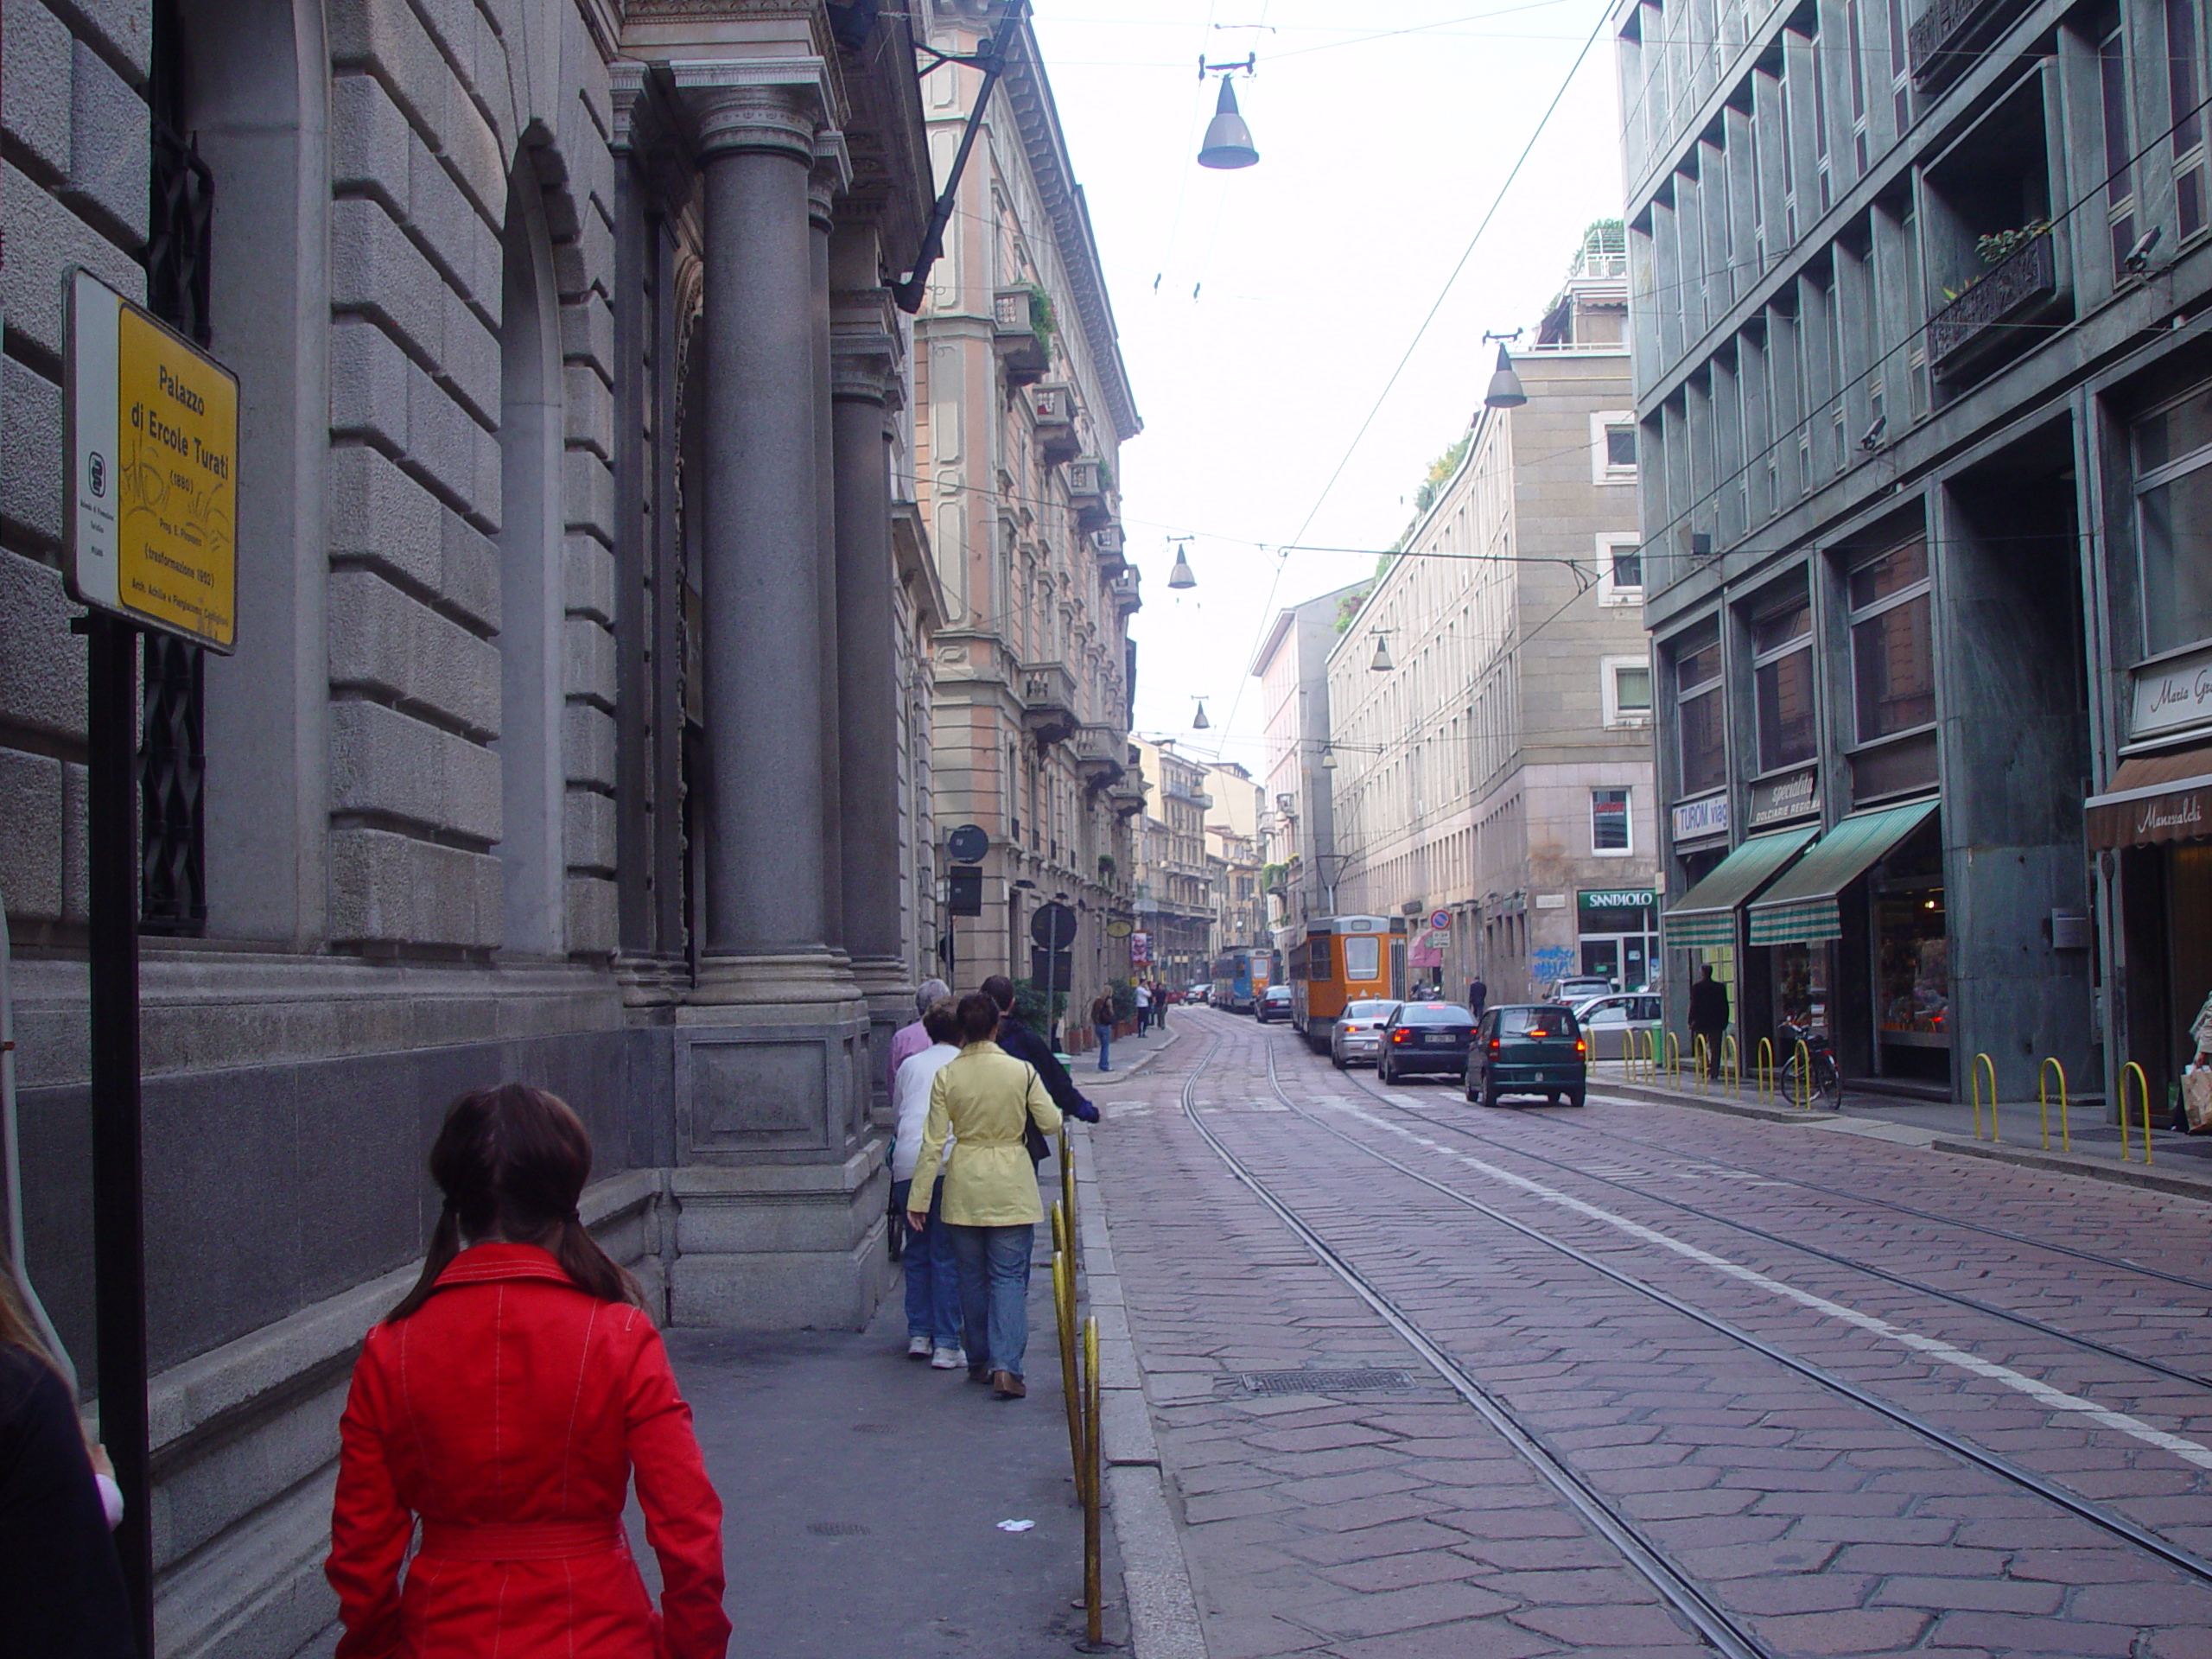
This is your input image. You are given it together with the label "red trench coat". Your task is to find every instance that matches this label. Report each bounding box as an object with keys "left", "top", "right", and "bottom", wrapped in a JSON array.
[{"left": 327, "top": 1244, "right": 730, "bottom": 1658}]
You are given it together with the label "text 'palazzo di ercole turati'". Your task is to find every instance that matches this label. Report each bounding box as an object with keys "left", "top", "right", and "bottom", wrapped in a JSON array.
[{"left": 1618, "top": 0, "right": 2212, "bottom": 1116}]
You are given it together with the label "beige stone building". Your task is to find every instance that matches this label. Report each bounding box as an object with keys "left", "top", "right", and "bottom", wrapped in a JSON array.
[
  {"left": 1130, "top": 737, "right": 1212, "bottom": 982},
  {"left": 1328, "top": 232, "right": 1659, "bottom": 1001},
  {"left": 914, "top": 0, "right": 1143, "bottom": 1018}
]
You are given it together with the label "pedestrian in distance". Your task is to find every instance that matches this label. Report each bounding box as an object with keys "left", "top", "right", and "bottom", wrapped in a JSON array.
[
  {"left": 1154, "top": 979, "right": 1171, "bottom": 1031},
  {"left": 327, "top": 1084, "right": 730, "bottom": 1659},
  {"left": 1133, "top": 980, "right": 1152, "bottom": 1035},
  {"left": 1466, "top": 976, "right": 1488, "bottom": 1020},
  {"left": 884, "top": 977, "right": 950, "bottom": 1262},
  {"left": 906, "top": 993, "right": 1065, "bottom": 1400},
  {"left": 893, "top": 998, "right": 967, "bottom": 1368},
  {"left": 1688, "top": 964, "right": 1730, "bottom": 1080},
  {"left": 1090, "top": 992, "right": 1116, "bottom": 1072},
  {"left": 0, "top": 1268, "right": 135, "bottom": 1659},
  {"left": 982, "top": 975, "right": 1099, "bottom": 1129}
]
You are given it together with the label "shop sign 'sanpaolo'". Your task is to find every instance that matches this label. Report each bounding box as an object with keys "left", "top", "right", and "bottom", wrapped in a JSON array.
[
  {"left": 1578, "top": 889, "right": 1656, "bottom": 912},
  {"left": 66, "top": 270, "right": 239, "bottom": 653},
  {"left": 2130, "top": 642, "right": 2212, "bottom": 743},
  {"left": 1670, "top": 792, "right": 1730, "bottom": 843},
  {"left": 1747, "top": 767, "right": 1819, "bottom": 829}
]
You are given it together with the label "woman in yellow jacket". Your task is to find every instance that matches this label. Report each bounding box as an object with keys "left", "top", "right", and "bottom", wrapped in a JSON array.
[{"left": 906, "top": 992, "right": 1063, "bottom": 1399}]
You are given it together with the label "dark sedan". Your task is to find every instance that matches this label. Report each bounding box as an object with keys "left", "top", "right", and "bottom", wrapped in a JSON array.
[
  {"left": 1255, "top": 983, "right": 1294, "bottom": 1023},
  {"left": 1376, "top": 1001, "right": 1478, "bottom": 1084},
  {"left": 1465, "top": 1004, "right": 1588, "bottom": 1108}
]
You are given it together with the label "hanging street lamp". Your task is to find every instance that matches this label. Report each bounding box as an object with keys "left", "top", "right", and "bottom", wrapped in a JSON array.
[
  {"left": 1482, "top": 329, "right": 1528, "bottom": 409},
  {"left": 1196, "top": 54, "right": 1259, "bottom": 170},
  {"left": 1192, "top": 698, "right": 1211, "bottom": 730},
  {"left": 1167, "top": 539, "right": 1197, "bottom": 589},
  {"left": 1369, "top": 632, "right": 1395, "bottom": 673}
]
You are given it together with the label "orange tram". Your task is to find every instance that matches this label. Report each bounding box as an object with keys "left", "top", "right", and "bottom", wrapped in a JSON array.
[{"left": 1279, "top": 915, "right": 1406, "bottom": 1050}]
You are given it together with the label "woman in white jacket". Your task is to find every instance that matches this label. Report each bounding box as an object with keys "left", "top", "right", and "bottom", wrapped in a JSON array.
[{"left": 892, "top": 999, "right": 964, "bottom": 1367}]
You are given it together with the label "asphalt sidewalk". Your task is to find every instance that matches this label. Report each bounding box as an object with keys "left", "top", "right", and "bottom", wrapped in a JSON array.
[{"left": 650, "top": 1140, "right": 1195, "bottom": 1657}]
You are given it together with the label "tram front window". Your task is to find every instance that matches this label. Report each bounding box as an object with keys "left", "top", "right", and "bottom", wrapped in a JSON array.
[{"left": 1344, "top": 935, "right": 1381, "bottom": 982}]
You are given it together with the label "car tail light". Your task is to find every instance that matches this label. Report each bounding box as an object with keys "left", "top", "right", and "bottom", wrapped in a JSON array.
[
  {"left": 1489, "top": 1037, "right": 1502, "bottom": 1052},
  {"left": 1391, "top": 1027, "right": 1410, "bottom": 1043},
  {"left": 1575, "top": 1039, "right": 1587, "bottom": 1054}
]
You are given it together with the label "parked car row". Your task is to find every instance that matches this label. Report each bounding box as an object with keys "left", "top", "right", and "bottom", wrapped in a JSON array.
[{"left": 1270, "top": 989, "right": 1593, "bottom": 1110}]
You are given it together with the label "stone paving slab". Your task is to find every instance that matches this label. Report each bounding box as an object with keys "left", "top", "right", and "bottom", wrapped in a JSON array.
[{"left": 1088, "top": 1010, "right": 2212, "bottom": 1658}]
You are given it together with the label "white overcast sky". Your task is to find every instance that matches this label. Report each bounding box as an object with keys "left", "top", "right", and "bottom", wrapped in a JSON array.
[{"left": 1027, "top": 1, "right": 1627, "bottom": 771}]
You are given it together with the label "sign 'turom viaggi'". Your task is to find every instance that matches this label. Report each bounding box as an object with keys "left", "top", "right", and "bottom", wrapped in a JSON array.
[{"left": 66, "top": 270, "right": 239, "bottom": 652}]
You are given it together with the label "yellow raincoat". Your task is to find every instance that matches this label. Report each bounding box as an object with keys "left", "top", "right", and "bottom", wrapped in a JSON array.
[{"left": 907, "top": 1040, "right": 1063, "bottom": 1226}]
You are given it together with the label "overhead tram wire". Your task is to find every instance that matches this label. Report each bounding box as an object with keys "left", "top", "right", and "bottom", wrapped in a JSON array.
[{"left": 1211, "top": 0, "right": 1613, "bottom": 737}]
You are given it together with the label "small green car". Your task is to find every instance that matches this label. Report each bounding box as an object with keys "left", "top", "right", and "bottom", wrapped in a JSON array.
[{"left": 1465, "top": 1004, "right": 1589, "bottom": 1109}]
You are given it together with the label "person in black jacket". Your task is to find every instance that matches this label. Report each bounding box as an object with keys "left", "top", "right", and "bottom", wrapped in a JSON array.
[
  {"left": 1688, "top": 965, "right": 1730, "bottom": 1078},
  {"left": 981, "top": 976, "right": 1100, "bottom": 1128},
  {"left": 0, "top": 1271, "right": 137, "bottom": 1659}
]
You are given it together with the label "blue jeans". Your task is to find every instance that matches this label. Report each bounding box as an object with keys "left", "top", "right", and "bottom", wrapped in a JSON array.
[
  {"left": 948, "top": 1223, "right": 1033, "bottom": 1379},
  {"left": 893, "top": 1179, "right": 963, "bottom": 1348},
  {"left": 1095, "top": 1024, "right": 1112, "bottom": 1070}
]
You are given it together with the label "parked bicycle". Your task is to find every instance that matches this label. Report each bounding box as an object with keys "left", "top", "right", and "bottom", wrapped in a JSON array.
[{"left": 1776, "top": 1019, "right": 1841, "bottom": 1108}]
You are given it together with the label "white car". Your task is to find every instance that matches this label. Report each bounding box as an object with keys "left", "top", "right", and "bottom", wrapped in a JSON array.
[
  {"left": 1568, "top": 992, "right": 1662, "bottom": 1060},
  {"left": 1330, "top": 999, "right": 1402, "bottom": 1069}
]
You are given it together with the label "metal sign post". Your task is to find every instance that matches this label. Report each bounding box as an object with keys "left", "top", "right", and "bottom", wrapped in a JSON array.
[{"left": 64, "top": 267, "right": 239, "bottom": 1652}]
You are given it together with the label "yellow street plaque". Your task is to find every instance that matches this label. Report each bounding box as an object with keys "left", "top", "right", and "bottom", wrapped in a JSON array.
[{"left": 67, "top": 270, "right": 239, "bottom": 652}]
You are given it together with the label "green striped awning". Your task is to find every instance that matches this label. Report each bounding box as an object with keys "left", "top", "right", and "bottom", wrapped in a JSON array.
[
  {"left": 1660, "top": 827, "right": 1819, "bottom": 950},
  {"left": 1745, "top": 799, "right": 1939, "bottom": 945}
]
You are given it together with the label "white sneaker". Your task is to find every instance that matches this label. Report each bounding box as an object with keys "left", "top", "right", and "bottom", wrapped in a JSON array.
[
  {"left": 931, "top": 1346, "right": 965, "bottom": 1370},
  {"left": 907, "top": 1335, "right": 932, "bottom": 1359}
]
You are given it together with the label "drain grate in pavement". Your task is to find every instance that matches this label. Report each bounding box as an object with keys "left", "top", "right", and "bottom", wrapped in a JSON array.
[
  {"left": 1236, "top": 1368, "right": 1414, "bottom": 1396},
  {"left": 807, "top": 1521, "right": 872, "bottom": 1536}
]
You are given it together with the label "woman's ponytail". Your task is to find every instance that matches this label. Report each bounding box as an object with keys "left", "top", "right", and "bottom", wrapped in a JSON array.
[{"left": 385, "top": 1084, "right": 647, "bottom": 1322}]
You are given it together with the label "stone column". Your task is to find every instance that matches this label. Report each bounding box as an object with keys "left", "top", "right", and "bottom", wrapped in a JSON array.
[
  {"left": 830, "top": 219, "right": 912, "bottom": 1119},
  {"left": 665, "top": 63, "right": 884, "bottom": 1333},
  {"left": 810, "top": 141, "right": 849, "bottom": 963}
]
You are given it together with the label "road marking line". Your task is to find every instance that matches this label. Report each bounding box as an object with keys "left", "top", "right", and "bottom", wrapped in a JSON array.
[{"left": 1326, "top": 1096, "right": 2212, "bottom": 1471}]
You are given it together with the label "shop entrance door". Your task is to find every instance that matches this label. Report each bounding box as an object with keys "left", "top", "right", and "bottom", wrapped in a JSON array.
[{"left": 1580, "top": 934, "right": 1656, "bottom": 990}]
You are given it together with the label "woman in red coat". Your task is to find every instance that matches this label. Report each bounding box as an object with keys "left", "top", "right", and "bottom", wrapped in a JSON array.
[{"left": 327, "top": 1084, "right": 730, "bottom": 1657}]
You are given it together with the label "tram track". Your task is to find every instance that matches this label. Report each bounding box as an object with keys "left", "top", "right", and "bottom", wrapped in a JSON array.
[
  {"left": 1173, "top": 1033, "right": 1774, "bottom": 1659},
  {"left": 1170, "top": 1018, "right": 2212, "bottom": 1637},
  {"left": 1325, "top": 1066, "right": 2212, "bottom": 1395},
  {"left": 1554, "top": 1075, "right": 2212, "bottom": 1298}
]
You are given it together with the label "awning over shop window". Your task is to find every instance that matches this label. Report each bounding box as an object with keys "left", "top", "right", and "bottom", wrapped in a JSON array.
[
  {"left": 1660, "top": 826, "right": 1819, "bottom": 949},
  {"left": 1746, "top": 798, "right": 1938, "bottom": 946},
  {"left": 2085, "top": 744, "right": 2212, "bottom": 849}
]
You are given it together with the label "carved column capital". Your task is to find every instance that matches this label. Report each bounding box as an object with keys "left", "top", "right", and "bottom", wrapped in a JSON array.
[
  {"left": 668, "top": 59, "right": 830, "bottom": 163},
  {"left": 810, "top": 130, "right": 853, "bottom": 230}
]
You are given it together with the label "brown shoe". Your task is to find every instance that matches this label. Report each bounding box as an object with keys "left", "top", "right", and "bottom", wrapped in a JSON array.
[{"left": 990, "top": 1369, "right": 1027, "bottom": 1399}]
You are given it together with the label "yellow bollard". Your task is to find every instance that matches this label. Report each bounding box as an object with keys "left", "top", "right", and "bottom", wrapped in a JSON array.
[
  {"left": 1082, "top": 1316, "right": 1104, "bottom": 1649},
  {"left": 1052, "top": 1199, "right": 1068, "bottom": 1260},
  {"left": 1721, "top": 1033, "right": 1739, "bottom": 1094},
  {"left": 1970, "top": 1052, "right": 1999, "bottom": 1142},
  {"left": 2120, "top": 1061, "right": 2152, "bottom": 1166},
  {"left": 1663, "top": 1030, "right": 1681, "bottom": 1088},
  {"left": 2038, "top": 1057, "right": 2070, "bottom": 1154},
  {"left": 1053, "top": 1251, "right": 1084, "bottom": 1502},
  {"left": 1756, "top": 1037, "right": 1775, "bottom": 1102},
  {"left": 1693, "top": 1033, "right": 1710, "bottom": 1094},
  {"left": 1793, "top": 1039, "right": 1813, "bottom": 1110},
  {"left": 1060, "top": 1122, "right": 1078, "bottom": 1278}
]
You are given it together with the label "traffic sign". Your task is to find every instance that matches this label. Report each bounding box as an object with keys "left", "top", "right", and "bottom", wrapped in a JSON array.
[
  {"left": 1030, "top": 901, "right": 1079, "bottom": 950},
  {"left": 1429, "top": 909, "right": 1452, "bottom": 932},
  {"left": 947, "top": 823, "right": 989, "bottom": 864},
  {"left": 67, "top": 270, "right": 239, "bottom": 652},
  {"left": 1104, "top": 919, "right": 1133, "bottom": 938}
]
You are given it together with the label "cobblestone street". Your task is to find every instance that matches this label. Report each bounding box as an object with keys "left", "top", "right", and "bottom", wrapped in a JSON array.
[{"left": 1090, "top": 1009, "right": 2212, "bottom": 1658}]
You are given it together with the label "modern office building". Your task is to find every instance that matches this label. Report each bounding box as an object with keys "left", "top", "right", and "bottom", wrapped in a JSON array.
[
  {"left": 1618, "top": 0, "right": 2212, "bottom": 1104},
  {"left": 1326, "top": 233, "right": 1657, "bottom": 1002}
]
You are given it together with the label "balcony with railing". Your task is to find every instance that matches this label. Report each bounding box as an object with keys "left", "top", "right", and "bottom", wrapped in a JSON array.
[
  {"left": 1908, "top": 0, "right": 2035, "bottom": 93},
  {"left": 1020, "top": 662, "right": 1079, "bottom": 746},
  {"left": 1029, "top": 384, "right": 1082, "bottom": 467},
  {"left": 992, "top": 287, "right": 1050, "bottom": 387}
]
